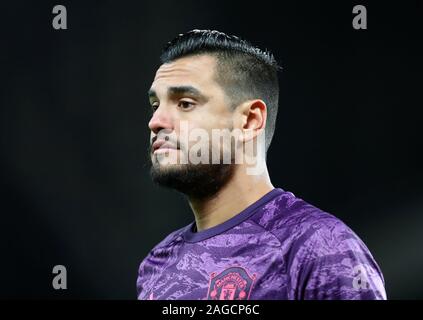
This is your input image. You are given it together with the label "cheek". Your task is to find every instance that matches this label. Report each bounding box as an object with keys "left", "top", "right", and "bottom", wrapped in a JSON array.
[
  {"left": 177, "top": 103, "right": 233, "bottom": 147},
  {"left": 194, "top": 111, "right": 233, "bottom": 131}
]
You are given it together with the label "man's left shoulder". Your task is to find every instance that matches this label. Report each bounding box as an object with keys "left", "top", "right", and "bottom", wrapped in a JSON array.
[
  {"left": 255, "top": 190, "right": 381, "bottom": 269},
  {"left": 254, "top": 190, "right": 353, "bottom": 242},
  {"left": 256, "top": 190, "right": 387, "bottom": 299}
]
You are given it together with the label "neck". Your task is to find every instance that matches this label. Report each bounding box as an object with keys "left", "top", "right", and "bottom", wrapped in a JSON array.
[{"left": 188, "top": 164, "right": 274, "bottom": 232}]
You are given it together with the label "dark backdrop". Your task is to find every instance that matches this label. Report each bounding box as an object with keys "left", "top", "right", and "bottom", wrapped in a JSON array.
[{"left": 1, "top": 1, "right": 422, "bottom": 299}]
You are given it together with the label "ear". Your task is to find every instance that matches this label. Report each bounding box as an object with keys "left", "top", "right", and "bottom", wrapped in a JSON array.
[{"left": 237, "top": 99, "right": 267, "bottom": 143}]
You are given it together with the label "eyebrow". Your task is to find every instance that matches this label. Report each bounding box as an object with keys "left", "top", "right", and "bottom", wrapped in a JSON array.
[{"left": 148, "top": 86, "right": 209, "bottom": 103}]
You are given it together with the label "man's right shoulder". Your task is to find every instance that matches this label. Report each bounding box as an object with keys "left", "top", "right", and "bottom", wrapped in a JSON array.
[{"left": 147, "top": 223, "right": 191, "bottom": 253}]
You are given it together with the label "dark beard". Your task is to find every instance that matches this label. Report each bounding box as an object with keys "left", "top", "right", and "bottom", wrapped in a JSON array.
[
  {"left": 149, "top": 126, "right": 237, "bottom": 200},
  {"left": 150, "top": 162, "right": 234, "bottom": 200}
]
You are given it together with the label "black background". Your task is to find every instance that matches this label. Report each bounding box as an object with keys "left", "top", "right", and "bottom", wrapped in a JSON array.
[{"left": 1, "top": 1, "right": 422, "bottom": 299}]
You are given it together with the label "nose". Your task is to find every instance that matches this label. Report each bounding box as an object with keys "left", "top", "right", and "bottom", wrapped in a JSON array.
[{"left": 148, "top": 105, "right": 173, "bottom": 135}]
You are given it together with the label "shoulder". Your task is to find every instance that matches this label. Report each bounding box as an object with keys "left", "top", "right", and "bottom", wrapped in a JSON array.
[
  {"left": 137, "top": 223, "right": 190, "bottom": 274},
  {"left": 255, "top": 190, "right": 378, "bottom": 263},
  {"left": 252, "top": 189, "right": 386, "bottom": 299},
  {"left": 148, "top": 223, "right": 192, "bottom": 252},
  {"left": 252, "top": 189, "right": 351, "bottom": 247}
]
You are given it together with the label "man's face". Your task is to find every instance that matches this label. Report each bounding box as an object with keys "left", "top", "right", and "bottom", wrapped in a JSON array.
[{"left": 148, "top": 54, "right": 236, "bottom": 198}]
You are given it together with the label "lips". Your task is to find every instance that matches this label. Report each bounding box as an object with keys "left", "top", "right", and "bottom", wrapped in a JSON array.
[{"left": 152, "top": 139, "right": 178, "bottom": 153}]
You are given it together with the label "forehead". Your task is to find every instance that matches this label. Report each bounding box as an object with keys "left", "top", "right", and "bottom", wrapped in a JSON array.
[{"left": 151, "top": 54, "right": 218, "bottom": 91}]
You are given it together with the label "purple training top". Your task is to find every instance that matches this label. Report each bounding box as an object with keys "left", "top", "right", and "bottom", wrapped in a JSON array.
[{"left": 137, "top": 188, "right": 387, "bottom": 300}]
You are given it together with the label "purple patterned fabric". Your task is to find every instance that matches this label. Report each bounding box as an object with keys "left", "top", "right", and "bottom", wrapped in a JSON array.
[{"left": 137, "top": 188, "right": 386, "bottom": 300}]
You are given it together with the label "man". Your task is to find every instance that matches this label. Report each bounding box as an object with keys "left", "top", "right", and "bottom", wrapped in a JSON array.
[{"left": 137, "top": 29, "right": 386, "bottom": 300}]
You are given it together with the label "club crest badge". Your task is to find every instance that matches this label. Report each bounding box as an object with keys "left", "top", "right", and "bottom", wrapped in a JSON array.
[{"left": 206, "top": 266, "right": 257, "bottom": 300}]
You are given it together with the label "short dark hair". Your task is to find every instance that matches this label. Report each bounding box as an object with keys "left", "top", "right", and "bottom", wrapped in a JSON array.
[{"left": 160, "top": 29, "right": 281, "bottom": 152}]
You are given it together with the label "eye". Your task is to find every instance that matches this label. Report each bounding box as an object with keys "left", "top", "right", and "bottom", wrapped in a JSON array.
[
  {"left": 151, "top": 103, "right": 159, "bottom": 112},
  {"left": 178, "top": 100, "right": 195, "bottom": 110}
]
